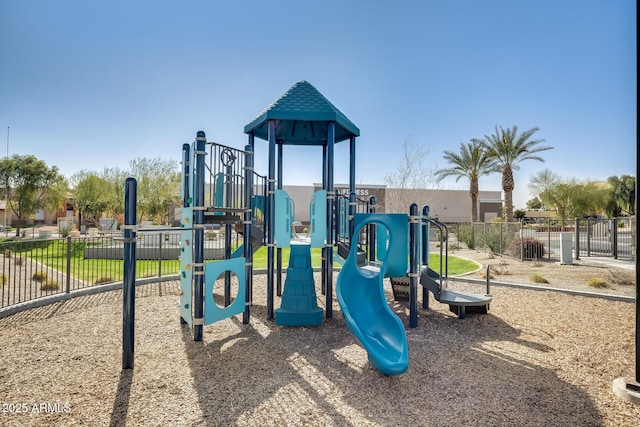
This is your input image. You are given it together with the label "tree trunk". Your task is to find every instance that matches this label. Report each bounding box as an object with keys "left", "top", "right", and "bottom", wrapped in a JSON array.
[
  {"left": 502, "top": 166, "right": 515, "bottom": 222},
  {"left": 470, "top": 178, "right": 479, "bottom": 222}
]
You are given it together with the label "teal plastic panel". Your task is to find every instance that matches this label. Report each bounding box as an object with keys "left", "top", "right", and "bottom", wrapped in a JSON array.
[
  {"left": 231, "top": 244, "right": 244, "bottom": 258},
  {"left": 274, "top": 189, "right": 292, "bottom": 248},
  {"left": 339, "top": 197, "right": 349, "bottom": 239},
  {"left": 376, "top": 225, "right": 389, "bottom": 262},
  {"left": 253, "top": 194, "right": 266, "bottom": 217},
  {"left": 203, "top": 257, "right": 247, "bottom": 325},
  {"left": 310, "top": 190, "right": 327, "bottom": 248},
  {"left": 179, "top": 206, "right": 193, "bottom": 327},
  {"left": 213, "top": 172, "right": 224, "bottom": 211}
]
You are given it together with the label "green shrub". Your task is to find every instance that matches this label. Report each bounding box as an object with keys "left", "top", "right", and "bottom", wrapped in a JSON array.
[
  {"left": 586, "top": 277, "right": 608, "bottom": 288},
  {"left": 508, "top": 238, "right": 545, "bottom": 259},
  {"left": 32, "top": 271, "right": 48, "bottom": 282},
  {"left": 456, "top": 224, "right": 475, "bottom": 250},
  {"left": 41, "top": 280, "right": 59, "bottom": 291},
  {"left": 480, "top": 225, "right": 513, "bottom": 255},
  {"left": 530, "top": 273, "right": 549, "bottom": 284},
  {"left": 60, "top": 225, "right": 72, "bottom": 237}
]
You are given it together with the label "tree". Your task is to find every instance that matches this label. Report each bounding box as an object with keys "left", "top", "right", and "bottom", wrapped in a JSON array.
[
  {"left": 128, "top": 157, "right": 181, "bottom": 224},
  {"left": 480, "top": 125, "right": 553, "bottom": 222},
  {"left": 0, "top": 154, "right": 68, "bottom": 236},
  {"left": 531, "top": 172, "right": 609, "bottom": 224},
  {"left": 435, "top": 140, "right": 500, "bottom": 222},
  {"left": 70, "top": 170, "right": 111, "bottom": 229},
  {"left": 606, "top": 175, "right": 635, "bottom": 217},
  {"left": 528, "top": 168, "right": 560, "bottom": 196},
  {"left": 384, "top": 139, "right": 439, "bottom": 213},
  {"left": 526, "top": 197, "right": 544, "bottom": 210},
  {"left": 101, "top": 167, "right": 128, "bottom": 224}
]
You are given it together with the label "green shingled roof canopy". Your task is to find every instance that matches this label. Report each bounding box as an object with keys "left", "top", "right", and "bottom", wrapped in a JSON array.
[{"left": 244, "top": 81, "right": 360, "bottom": 145}]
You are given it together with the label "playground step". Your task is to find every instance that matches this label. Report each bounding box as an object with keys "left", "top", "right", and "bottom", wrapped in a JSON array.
[
  {"left": 203, "top": 212, "right": 241, "bottom": 224},
  {"left": 420, "top": 268, "right": 443, "bottom": 300},
  {"left": 390, "top": 276, "right": 410, "bottom": 301},
  {"left": 336, "top": 241, "right": 367, "bottom": 264},
  {"left": 276, "top": 244, "right": 323, "bottom": 327},
  {"left": 394, "top": 270, "right": 492, "bottom": 319}
]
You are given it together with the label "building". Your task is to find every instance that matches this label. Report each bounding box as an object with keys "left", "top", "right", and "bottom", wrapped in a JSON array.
[
  {"left": 1, "top": 185, "right": 503, "bottom": 230},
  {"left": 283, "top": 184, "right": 502, "bottom": 224}
]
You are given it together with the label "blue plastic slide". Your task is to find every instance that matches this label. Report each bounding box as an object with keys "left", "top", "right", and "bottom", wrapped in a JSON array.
[{"left": 336, "top": 213, "right": 409, "bottom": 376}]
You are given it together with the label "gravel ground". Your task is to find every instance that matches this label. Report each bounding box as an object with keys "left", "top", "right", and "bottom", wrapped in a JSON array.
[
  {"left": 450, "top": 248, "right": 636, "bottom": 298},
  {"left": 0, "top": 251, "right": 638, "bottom": 426}
]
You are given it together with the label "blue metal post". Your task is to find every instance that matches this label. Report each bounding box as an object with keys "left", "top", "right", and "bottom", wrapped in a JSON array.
[
  {"left": 368, "top": 196, "right": 376, "bottom": 262},
  {"left": 349, "top": 135, "right": 356, "bottom": 198},
  {"left": 325, "top": 122, "right": 335, "bottom": 318},
  {"left": 182, "top": 144, "right": 191, "bottom": 207},
  {"left": 349, "top": 192, "right": 356, "bottom": 244},
  {"left": 247, "top": 132, "right": 255, "bottom": 307},
  {"left": 321, "top": 143, "right": 327, "bottom": 296},
  {"left": 224, "top": 160, "right": 233, "bottom": 307},
  {"left": 266, "top": 120, "right": 276, "bottom": 320},
  {"left": 122, "top": 177, "right": 137, "bottom": 369},
  {"left": 409, "top": 203, "right": 419, "bottom": 328},
  {"left": 243, "top": 142, "right": 254, "bottom": 324},
  {"left": 193, "top": 131, "right": 206, "bottom": 340},
  {"left": 422, "top": 205, "right": 430, "bottom": 308},
  {"left": 276, "top": 142, "right": 283, "bottom": 297}
]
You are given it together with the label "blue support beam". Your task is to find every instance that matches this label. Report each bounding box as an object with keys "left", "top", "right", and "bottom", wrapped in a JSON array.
[
  {"left": 193, "top": 131, "right": 206, "bottom": 340},
  {"left": 266, "top": 120, "right": 276, "bottom": 320},
  {"left": 122, "top": 177, "right": 137, "bottom": 369}
]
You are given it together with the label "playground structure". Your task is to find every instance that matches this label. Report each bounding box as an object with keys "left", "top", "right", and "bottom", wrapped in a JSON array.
[{"left": 123, "top": 81, "right": 492, "bottom": 375}]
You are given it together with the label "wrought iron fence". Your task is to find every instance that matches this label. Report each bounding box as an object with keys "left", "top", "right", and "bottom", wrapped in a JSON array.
[
  {"left": 445, "top": 217, "right": 636, "bottom": 261},
  {"left": 0, "top": 230, "right": 238, "bottom": 309},
  {"left": 2, "top": 216, "right": 634, "bottom": 310}
]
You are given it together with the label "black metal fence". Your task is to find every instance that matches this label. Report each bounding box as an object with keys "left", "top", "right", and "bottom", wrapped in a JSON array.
[
  {"left": 2, "top": 216, "right": 634, "bottom": 311},
  {"left": 0, "top": 230, "right": 238, "bottom": 309},
  {"left": 445, "top": 217, "right": 636, "bottom": 261}
]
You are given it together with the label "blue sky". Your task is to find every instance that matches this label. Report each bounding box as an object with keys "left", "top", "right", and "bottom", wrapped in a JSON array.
[{"left": 0, "top": 0, "right": 636, "bottom": 209}]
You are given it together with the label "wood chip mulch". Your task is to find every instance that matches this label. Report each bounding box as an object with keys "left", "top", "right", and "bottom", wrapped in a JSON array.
[{"left": 0, "top": 262, "right": 638, "bottom": 426}]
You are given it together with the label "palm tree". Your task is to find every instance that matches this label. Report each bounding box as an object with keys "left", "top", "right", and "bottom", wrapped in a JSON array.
[
  {"left": 480, "top": 125, "right": 553, "bottom": 222},
  {"left": 435, "top": 140, "right": 500, "bottom": 222}
]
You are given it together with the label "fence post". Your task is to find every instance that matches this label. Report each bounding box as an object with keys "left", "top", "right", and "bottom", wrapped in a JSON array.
[
  {"left": 547, "top": 220, "right": 552, "bottom": 260},
  {"left": 612, "top": 218, "right": 618, "bottom": 259},
  {"left": 574, "top": 218, "right": 580, "bottom": 260},
  {"left": 158, "top": 232, "right": 163, "bottom": 277},
  {"left": 66, "top": 236, "right": 71, "bottom": 293}
]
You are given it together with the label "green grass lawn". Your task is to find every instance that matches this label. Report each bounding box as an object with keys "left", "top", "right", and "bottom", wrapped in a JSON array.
[
  {"left": 5, "top": 240, "right": 478, "bottom": 285},
  {"left": 251, "top": 245, "right": 478, "bottom": 276}
]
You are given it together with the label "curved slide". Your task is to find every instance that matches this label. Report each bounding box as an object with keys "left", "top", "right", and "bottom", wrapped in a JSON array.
[{"left": 337, "top": 213, "right": 409, "bottom": 376}]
